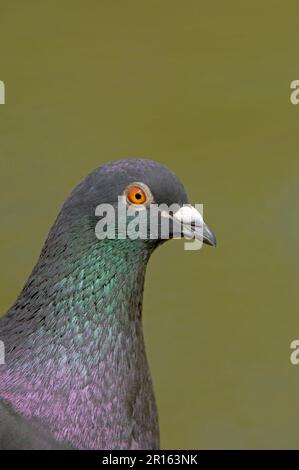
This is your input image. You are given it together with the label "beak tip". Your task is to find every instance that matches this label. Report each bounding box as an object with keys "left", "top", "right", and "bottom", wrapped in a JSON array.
[
  {"left": 205, "top": 238, "right": 217, "bottom": 248},
  {"left": 203, "top": 225, "right": 217, "bottom": 247}
]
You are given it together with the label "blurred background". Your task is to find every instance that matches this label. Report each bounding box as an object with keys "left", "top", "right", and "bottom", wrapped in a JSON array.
[{"left": 1, "top": 1, "right": 299, "bottom": 449}]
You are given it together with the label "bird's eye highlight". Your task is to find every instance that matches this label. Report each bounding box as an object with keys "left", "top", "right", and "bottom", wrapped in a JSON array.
[{"left": 127, "top": 186, "right": 147, "bottom": 205}]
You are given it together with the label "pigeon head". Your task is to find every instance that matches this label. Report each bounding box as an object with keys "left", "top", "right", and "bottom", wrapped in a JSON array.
[{"left": 60, "top": 158, "right": 216, "bottom": 248}]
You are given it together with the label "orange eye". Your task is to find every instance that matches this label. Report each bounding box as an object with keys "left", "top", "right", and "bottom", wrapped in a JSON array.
[{"left": 127, "top": 186, "right": 147, "bottom": 205}]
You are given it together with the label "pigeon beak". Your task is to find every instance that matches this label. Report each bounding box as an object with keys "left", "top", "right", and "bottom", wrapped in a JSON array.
[
  {"left": 171, "top": 205, "right": 217, "bottom": 247},
  {"left": 202, "top": 223, "right": 217, "bottom": 247}
]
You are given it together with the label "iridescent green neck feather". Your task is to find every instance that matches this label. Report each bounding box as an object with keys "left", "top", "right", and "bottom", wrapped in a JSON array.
[{"left": 0, "top": 213, "right": 160, "bottom": 449}]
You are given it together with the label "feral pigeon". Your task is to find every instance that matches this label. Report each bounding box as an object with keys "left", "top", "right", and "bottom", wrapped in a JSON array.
[{"left": 0, "top": 159, "right": 216, "bottom": 449}]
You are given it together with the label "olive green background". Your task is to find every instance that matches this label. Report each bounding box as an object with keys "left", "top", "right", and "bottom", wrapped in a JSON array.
[{"left": 1, "top": 1, "right": 299, "bottom": 449}]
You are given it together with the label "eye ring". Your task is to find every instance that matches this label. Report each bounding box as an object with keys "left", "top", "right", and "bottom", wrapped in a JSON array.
[{"left": 125, "top": 182, "right": 153, "bottom": 206}]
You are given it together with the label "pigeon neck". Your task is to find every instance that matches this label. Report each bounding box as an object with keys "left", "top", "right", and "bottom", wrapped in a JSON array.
[{"left": 0, "top": 218, "right": 159, "bottom": 448}]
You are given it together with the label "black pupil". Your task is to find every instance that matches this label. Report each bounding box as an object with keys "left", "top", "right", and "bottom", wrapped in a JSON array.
[{"left": 135, "top": 192, "right": 142, "bottom": 200}]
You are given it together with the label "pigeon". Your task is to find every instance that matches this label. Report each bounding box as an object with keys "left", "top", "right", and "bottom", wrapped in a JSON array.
[{"left": 0, "top": 158, "right": 216, "bottom": 449}]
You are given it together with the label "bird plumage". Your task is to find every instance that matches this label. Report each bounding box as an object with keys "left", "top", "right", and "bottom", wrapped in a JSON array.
[{"left": 0, "top": 158, "right": 215, "bottom": 449}]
